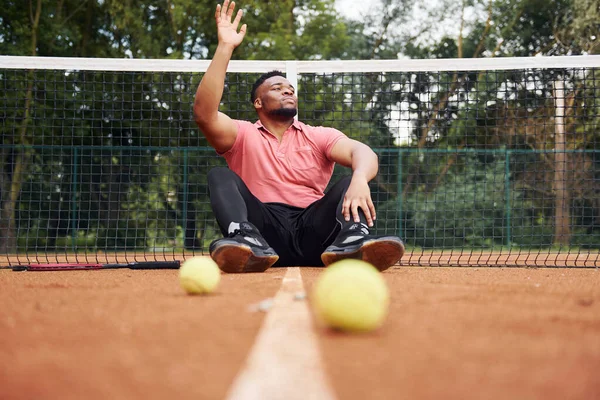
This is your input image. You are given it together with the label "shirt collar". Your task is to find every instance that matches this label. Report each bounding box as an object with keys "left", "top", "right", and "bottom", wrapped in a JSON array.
[{"left": 255, "top": 119, "right": 303, "bottom": 132}]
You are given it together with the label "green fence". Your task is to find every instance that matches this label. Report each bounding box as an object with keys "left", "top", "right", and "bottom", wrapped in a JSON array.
[{"left": 4, "top": 144, "right": 599, "bottom": 264}]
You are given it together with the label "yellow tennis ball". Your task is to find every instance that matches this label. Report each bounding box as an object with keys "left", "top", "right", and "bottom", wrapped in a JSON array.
[
  {"left": 312, "top": 259, "right": 390, "bottom": 333},
  {"left": 179, "top": 257, "right": 221, "bottom": 295}
]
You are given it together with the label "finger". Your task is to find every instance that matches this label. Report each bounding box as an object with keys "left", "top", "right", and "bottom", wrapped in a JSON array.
[
  {"left": 368, "top": 199, "right": 377, "bottom": 223},
  {"left": 342, "top": 197, "right": 351, "bottom": 222},
  {"left": 215, "top": 4, "right": 221, "bottom": 21},
  {"left": 227, "top": 1, "right": 236, "bottom": 20},
  {"left": 221, "top": 0, "right": 230, "bottom": 19},
  {"left": 351, "top": 202, "right": 360, "bottom": 223},
  {"left": 360, "top": 200, "right": 374, "bottom": 227},
  {"left": 239, "top": 23, "right": 247, "bottom": 37},
  {"left": 232, "top": 9, "right": 243, "bottom": 30}
]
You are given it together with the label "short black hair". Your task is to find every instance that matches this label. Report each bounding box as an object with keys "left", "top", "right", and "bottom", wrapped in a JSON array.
[{"left": 251, "top": 70, "right": 286, "bottom": 104}]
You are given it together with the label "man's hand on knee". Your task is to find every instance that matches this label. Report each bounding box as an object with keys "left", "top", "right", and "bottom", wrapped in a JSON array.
[{"left": 341, "top": 176, "right": 376, "bottom": 227}]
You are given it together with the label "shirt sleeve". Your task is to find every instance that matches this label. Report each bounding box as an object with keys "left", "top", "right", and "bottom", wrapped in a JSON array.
[
  {"left": 315, "top": 126, "right": 347, "bottom": 160},
  {"left": 219, "top": 119, "right": 248, "bottom": 157}
]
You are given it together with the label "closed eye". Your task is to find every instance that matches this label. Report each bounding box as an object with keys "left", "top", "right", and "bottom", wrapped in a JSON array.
[{"left": 271, "top": 84, "right": 295, "bottom": 94}]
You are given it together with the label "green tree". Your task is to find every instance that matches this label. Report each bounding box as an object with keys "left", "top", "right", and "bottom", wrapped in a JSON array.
[{"left": 0, "top": 0, "right": 362, "bottom": 253}]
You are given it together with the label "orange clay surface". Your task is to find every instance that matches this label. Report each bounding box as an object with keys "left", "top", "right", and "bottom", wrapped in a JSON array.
[{"left": 1, "top": 265, "right": 599, "bottom": 400}]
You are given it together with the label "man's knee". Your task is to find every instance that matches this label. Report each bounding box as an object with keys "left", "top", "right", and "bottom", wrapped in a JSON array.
[
  {"left": 207, "top": 167, "right": 236, "bottom": 189},
  {"left": 329, "top": 175, "right": 352, "bottom": 197},
  {"left": 337, "top": 175, "right": 352, "bottom": 187}
]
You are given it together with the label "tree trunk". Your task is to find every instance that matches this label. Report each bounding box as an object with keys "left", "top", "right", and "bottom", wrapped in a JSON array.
[
  {"left": 552, "top": 79, "right": 571, "bottom": 245},
  {"left": 0, "top": 153, "right": 27, "bottom": 252},
  {"left": 0, "top": 0, "right": 42, "bottom": 252},
  {"left": 80, "top": 0, "right": 94, "bottom": 57}
]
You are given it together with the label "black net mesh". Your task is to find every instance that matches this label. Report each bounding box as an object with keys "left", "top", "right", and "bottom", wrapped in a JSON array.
[{"left": 1, "top": 62, "right": 599, "bottom": 266}]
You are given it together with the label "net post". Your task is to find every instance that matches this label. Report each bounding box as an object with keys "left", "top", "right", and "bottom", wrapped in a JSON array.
[
  {"left": 71, "top": 147, "right": 79, "bottom": 251},
  {"left": 285, "top": 61, "right": 298, "bottom": 119},
  {"left": 505, "top": 150, "right": 511, "bottom": 248},
  {"left": 396, "top": 150, "right": 403, "bottom": 239},
  {"left": 182, "top": 148, "right": 189, "bottom": 238},
  {"left": 552, "top": 78, "right": 569, "bottom": 246}
]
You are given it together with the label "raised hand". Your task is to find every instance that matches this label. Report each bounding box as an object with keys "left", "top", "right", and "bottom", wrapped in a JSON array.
[{"left": 215, "top": 0, "right": 247, "bottom": 48}]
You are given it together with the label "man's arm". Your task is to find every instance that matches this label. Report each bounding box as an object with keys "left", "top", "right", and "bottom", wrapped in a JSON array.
[
  {"left": 329, "top": 138, "right": 379, "bottom": 227},
  {"left": 193, "top": 0, "right": 246, "bottom": 153}
]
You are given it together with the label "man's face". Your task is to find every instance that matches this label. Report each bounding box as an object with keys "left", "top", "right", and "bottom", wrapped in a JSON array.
[{"left": 255, "top": 76, "right": 297, "bottom": 118}]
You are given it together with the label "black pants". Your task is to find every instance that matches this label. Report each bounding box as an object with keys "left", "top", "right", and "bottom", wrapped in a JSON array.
[{"left": 207, "top": 167, "right": 363, "bottom": 266}]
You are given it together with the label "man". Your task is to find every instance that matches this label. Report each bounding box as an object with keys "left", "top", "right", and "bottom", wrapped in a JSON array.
[{"left": 193, "top": 0, "right": 404, "bottom": 273}]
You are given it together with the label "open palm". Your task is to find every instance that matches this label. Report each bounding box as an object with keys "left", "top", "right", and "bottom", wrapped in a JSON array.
[{"left": 215, "top": 0, "right": 247, "bottom": 47}]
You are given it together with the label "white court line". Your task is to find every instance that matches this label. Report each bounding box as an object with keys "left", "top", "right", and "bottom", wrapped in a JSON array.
[{"left": 226, "top": 267, "right": 337, "bottom": 400}]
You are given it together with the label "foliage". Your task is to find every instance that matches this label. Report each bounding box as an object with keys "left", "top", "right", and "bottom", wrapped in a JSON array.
[
  {"left": 0, "top": 0, "right": 599, "bottom": 253},
  {"left": 377, "top": 154, "right": 600, "bottom": 248}
]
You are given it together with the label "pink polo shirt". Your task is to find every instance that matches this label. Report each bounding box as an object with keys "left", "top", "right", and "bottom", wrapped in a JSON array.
[{"left": 221, "top": 119, "right": 346, "bottom": 208}]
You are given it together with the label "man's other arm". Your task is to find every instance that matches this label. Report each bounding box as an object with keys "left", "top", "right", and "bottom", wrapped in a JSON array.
[{"left": 329, "top": 138, "right": 379, "bottom": 226}]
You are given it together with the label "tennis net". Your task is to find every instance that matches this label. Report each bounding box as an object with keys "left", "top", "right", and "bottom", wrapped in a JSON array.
[{"left": 1, "top": 55, "right": 599, "bottom": 267}]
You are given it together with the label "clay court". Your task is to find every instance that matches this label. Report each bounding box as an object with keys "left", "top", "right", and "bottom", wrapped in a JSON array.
[{"left": 1, "top": 255, "right": 599, "bottom": 400}]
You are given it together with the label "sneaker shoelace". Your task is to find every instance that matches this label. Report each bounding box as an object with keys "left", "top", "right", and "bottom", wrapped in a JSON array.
[
  {"left": 227, "top": 227, "right": 267, "bottom": 248},
  {"left": 227, "top": 229, "right": 242, "bottom": 238}
]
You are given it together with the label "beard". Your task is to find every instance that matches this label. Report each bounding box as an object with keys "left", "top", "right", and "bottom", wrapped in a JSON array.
[{"left": 269, "top": 107, "right": 297, "bottom": 119}]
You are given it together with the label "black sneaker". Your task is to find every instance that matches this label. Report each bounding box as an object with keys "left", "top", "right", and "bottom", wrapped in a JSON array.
[
  {"left": 209, "top": 222, "right": 279, "bottom": 273},
  {"left": 321, "top": 223, "right": 405, "bottom": 272}
]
